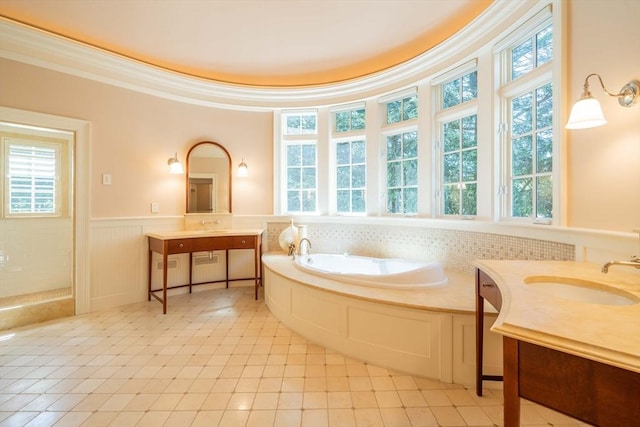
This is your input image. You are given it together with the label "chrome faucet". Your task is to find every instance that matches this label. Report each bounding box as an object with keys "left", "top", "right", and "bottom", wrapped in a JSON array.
[
  {"left": 601, "top": 256, "right": 640, "bottom": 273},
  {"left": 298, "top": 238, "right": 312, "bottom": 256}
]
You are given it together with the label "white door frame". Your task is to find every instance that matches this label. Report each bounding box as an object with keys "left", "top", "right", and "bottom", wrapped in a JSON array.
[{"left": 0, "top": 106, "right": 91, "bottom": 314}]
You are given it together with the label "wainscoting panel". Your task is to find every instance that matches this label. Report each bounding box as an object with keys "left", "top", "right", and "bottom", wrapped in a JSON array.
[{"left": 90, "top": 222, "right": 147, "bottom": 311}]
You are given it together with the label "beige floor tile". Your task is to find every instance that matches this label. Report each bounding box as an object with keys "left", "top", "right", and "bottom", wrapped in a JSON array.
[
  {"left": 374, "top": 390, "right": 402, "bottom": 408},
  {"left": 328, "top": 391, "right": 353, "bottom": 408},
  {"left": 201, "top": 392, "right": 232, "bottom": 410},
  {"left": 351, "top": 391, "right": 378, "bottom": 408},
  {"left": 108, "top": 411, "right": 145, "bottom": 427},
  {"left": 189, "top": 410, "right": 225, "bottom": 427},
  {"left": 328, "top": 408, "right": 357, "bottom": 427},
  {"left": 430, "top": 406, "right": 466, "bottom": 426},
  {"left": 253, "top": 392, "right": 279, "bottom": 410},
  {"left": 78, "top": 411, "right": 119, "bottom": 427},
  {"left": 281, "top": 377, "right": 304, "bottom": 392},
  {"left": 304, "top": 376, "right": 327, "bottom": 392},
  {"left": 370, "top": 376, "right": 395, "bottom": 391},
  {"left": 354, "top": 407, "right": 384, "bottom": 427},
  {"left": 163, "top": 410, "right": 198, "bottom": 427},
  {"left": 274, "top": 409, "right": 302, "bottom": 427},
  {"left": 421, "top": 389, "right": 452, "bottom": 406},
  {"left": 405, "top": 407, "right": 438, "bottom": 426},
  {"left": 303, "top": 391, "right": 328, "bottom": 409},
  {"left": 302, "top": 408, "right": 329, "bottom": 427},
  {"left": 247, "top": 409, "right": 276, "bottom": 427},
  {"left": 397, "top": 390, "right": 428, "bottom": 407},
  {"left": 349, "top": 377, "right": 373, "bottom": 391},
  {"left": 226, "top": 392, "right": 255, "bottom": 410},
  {"left": 380, "top": 408, "right": 412, "bottom": 427},
  {"left": 23, "top": 411, "right": 65, "bottom": 427},
  {"left": 278, "top": 392, "right": 303, "bottom": 409}
]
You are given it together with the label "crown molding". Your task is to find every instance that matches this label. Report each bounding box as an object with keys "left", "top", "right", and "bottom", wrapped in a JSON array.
[{"left": 0, "top": 0, "right": 543, "bottom": 111}]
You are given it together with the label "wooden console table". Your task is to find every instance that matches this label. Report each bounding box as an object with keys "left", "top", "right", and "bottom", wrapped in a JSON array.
[{"left": 147, "top": 229, "right": 263, "bottom": 314}]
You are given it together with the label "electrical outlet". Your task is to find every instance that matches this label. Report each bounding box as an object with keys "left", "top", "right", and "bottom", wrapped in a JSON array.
[
  {"left": 102, "top": 173, "right": 112, "bottom": 185},
  {"left": 151, "top": 202, "right": 159, "bottom": 213}
]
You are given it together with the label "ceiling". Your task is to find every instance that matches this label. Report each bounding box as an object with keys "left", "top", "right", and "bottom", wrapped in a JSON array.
[{"left": 0, "top": 0, "right": 492, "bottom": 87}]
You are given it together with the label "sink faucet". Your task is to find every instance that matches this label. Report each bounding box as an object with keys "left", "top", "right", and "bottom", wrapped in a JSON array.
[
  {"left": 298, "top": 238, "right": 312, "bottom": 256},
  {"left": 601, "top": 256, "right": 640, "bottom": 273}
]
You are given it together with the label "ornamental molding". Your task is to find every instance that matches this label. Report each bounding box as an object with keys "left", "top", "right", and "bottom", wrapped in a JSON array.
[{"left": 0, "top": 0, "right": 544, "bottom": 110}]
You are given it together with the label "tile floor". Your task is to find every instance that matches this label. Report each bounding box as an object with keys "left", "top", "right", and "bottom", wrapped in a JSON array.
[{"left": 1, "top": 286, "right": 590, "bottom": 427}]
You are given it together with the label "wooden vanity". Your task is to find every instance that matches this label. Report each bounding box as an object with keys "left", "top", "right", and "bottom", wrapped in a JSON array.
[
  {"left": 147, "top": 229, "right": 263, "bottom": 314},
  {"left": 474, "top": 262, "right": 640, "bottom": 427}
]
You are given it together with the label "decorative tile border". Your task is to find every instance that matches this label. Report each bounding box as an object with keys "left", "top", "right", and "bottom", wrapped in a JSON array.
[{"left": 267, "top": 222, "right": 575, "bottom": 273}]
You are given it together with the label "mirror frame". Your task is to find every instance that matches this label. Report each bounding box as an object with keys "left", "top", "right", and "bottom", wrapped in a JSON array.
[{"left": 185, "top": 141, "right": 232, "bottom": 214}]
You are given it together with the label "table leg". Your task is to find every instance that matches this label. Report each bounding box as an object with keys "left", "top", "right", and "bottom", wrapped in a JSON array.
[
  {"left": 148, "top": 249, "right": 152, "bottom": 301},
  {"left": 503, "top": 336, "right": 520, "bottom": 427},
  {"left": 476, "top": 289, "right": 484, "bottom": 396},
  {"left": 162, "top": 252, "right": 168, "bottom": 314}
]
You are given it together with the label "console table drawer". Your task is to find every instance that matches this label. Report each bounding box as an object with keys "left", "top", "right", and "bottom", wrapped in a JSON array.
[
  {"left": 478, "top": 270, "right": 502, "bottom": 310},
  {"left": 231, "top": 236, "right": 256, "bottom": 249},
  {"left": 192, "top": 237, "right": 233, "bottom": 251},
  {"left": 167, "top": 239, "right": 193, "bottom": 253}
]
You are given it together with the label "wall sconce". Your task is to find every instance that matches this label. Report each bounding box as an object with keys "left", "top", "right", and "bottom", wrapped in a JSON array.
[
  {"left": 566, "top": 73, "right": 639, "bottom": 129},
  {"left": 167, "top": 152, "right": 184, "bottom": 174},
  {"left": 237, "top": 158, "right": 248, "bottom": 177}
]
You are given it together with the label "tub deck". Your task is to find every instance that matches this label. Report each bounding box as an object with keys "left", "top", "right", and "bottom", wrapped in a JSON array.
[{"left": 263, "top": 253, "right": 485, "bottom": 314}]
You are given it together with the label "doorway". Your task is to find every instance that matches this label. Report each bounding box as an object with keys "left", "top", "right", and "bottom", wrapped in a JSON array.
[{"left": 0, "top": 107, "right": 90, "bottom": 330}]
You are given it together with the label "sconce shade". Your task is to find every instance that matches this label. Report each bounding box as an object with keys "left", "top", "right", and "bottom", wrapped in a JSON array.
[
  {"left": 168, "top": 153, "right": 184, "bottom": 174},
  {"left": 237, "top": 159, "right": 248, "bottom": 177},
  {"left": 566, "top": 96, "right": 607, "bottom": 129},
  {"left": 566, "top": 74, "right": 639, "bottom": 130}
]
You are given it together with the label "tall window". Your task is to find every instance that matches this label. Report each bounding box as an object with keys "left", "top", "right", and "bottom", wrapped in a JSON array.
[
  {"left": 500, "top": 21, "right": 554, "bottom": 221},
  {"left": 3, "top": 137, "right": 63, "bottom": 217},
  {"left": 282, "top": 112, "right": 318, "bottom": 213},
  {"left": 436, "top": 69, "right": 478, "bottom": 217},
  {"left": 383, "top": 93, "right": 418, "bottom": 214},
  {"left": 333, "top": 106, "right": 366, "bottom": 214}
]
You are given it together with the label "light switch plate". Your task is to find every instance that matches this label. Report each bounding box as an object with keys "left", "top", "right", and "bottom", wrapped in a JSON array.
[{"left": 102, "top": 173, "right": 112, "bottom": 185}]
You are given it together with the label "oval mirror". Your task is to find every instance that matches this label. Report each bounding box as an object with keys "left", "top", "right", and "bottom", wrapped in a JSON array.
[{"left": 186, "top": 141, "right": 232, "bottom": 213}]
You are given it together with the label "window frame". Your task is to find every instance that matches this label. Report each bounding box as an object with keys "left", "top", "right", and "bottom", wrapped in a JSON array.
[
  {"left": 1, "top": 131, "right": 71, "bottom": 218},
  {"left": 496, "top": 10, "right": 558, "bottom": 225},
  {"left": 279, "top": 110, "right": 319, "bottom": 214},
  {"left": 433, "top": 65, "right": 479, "bottom": 219},
  {"left": 379, "top": 90, "right": 419, "bottom": 216},
  {"left": 330, "top": 104, "right": 367, "bottom": 215}
]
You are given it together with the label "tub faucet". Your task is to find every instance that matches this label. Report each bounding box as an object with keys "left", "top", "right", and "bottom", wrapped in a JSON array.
[
  {"left": 298, "top": 238, "right": 312, "bottom": 256},
  {"left": 601, "top": 256, "right": 640, "bottom": 273},
  {"left": 288, "top": 243, "right": 296, "bottom": 259}
]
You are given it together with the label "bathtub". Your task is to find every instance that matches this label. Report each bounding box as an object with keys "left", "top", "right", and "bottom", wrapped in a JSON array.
[
  {"left": 293, "top": 253, "right": 448, "bottom": 288},
  {"left": 262, "top": 253, "right": 503, "bottom": 383}
]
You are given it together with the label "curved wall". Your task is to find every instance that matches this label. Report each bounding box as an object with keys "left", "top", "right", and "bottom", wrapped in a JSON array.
[{"left": 1, "top": 0, "right": 638, "bottom": 326}]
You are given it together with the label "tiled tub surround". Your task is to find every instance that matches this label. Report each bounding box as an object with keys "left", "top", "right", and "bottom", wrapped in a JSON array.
[{"left": 266, "top": 223, "right": 575, "bottom": 273}]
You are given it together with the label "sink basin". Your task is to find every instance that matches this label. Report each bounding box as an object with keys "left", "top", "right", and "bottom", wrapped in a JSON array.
[{"left": 524, "top": 276, "right": 639, "bottom": 306}]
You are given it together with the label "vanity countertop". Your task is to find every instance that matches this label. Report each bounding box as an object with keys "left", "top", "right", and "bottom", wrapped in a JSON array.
[
  {"left": 473, "top": 260, "right": 640, "bottom": 373},
  {"left": 147, "top": 229, "right": 264, "bottom": 240}
]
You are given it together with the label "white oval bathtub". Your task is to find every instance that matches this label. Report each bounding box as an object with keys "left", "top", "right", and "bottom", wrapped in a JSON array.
[{"left": 293, "top": 253, "right": 447, "bottom": 288}]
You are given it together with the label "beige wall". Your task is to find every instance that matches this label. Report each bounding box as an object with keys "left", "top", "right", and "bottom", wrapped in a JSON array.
[
  {"left": 0, "top": 0, "right": 638, "bottom": 231},
  {"left": 0, "top": 58, "right": 274, "bottom": 217},
  {"left": 566, "top": 0, "right": 640, "bottom": 232}
]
